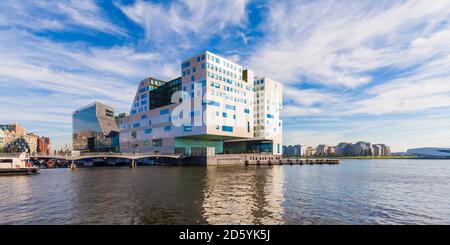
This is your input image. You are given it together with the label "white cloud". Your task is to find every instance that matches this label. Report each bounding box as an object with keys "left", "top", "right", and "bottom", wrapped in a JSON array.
[
  {"left": 0, "top": 28, "right": 180, "bottom": 148},
  {"left": 247, "top": 0, "right": 450, "bottom": 88},
  {"left": 0, "top": 0, "right": 126, "bottom": 35},
  {"left": 116, "top": 0, "right": 248, "bottom": 48}
]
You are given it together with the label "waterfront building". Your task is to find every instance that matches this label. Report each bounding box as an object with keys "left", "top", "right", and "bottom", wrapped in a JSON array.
[
  {"left": 336, "top": 142, "right": 352, "bottom": 156},
  {"left": 349, "top": 141, "right": 372, "bottom": 156},
  {"left": 407, "top": 148, "right": 450, "bottom": 158},
  {"left": 0, "top": 123, "right": 39, "bottom": 154},
  {"left": 315, "top": 144, "right": 336, "bottom": 157},
  {"left": 37, "top": 137, "right": 51, "bottom": 155},
  {"left": 251, "top": 76, "right": 283, "bottom": 155},
  {"left": 283, "top": 145, "right": 302, "bottom": 157},
  {"left": 316, "top": 144, "right": 328, "bottom": 156},
  {"left": 327, "top": 146, "right": 336, "bottom": 156},
  {"left": 0, "top": 130, "right": 4, "bottom": 151},
  {"left": 371, "top": 144, "right": 382, "bottom": 156},
  {"left": 304, "top": 146, "right": 316, "bottom": 157},
  {"left": 120, "top": 50, "right": 283, "bottom": 155},
  {"left": 72, "top": 102, "right": 119, "bottom": 153}
]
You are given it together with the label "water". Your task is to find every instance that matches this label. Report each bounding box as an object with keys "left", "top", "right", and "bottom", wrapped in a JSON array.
[{"left": 1, "top": 159, "right": 449, "bottom": 225}]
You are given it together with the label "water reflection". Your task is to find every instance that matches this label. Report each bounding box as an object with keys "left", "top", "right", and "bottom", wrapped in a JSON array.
[
  {"left": 202, "top": 166, "right": 285, "bottom": 224},
  {"left": 69, "top": 167, "right": 207, "bottom": 224},
  {"left": 1, "top": 160, "right": 449, "bottom": 225}
]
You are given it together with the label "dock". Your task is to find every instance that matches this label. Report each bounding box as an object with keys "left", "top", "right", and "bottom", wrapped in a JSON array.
[
  {"left": 278, "top": 158, "right": 340, "bottom": 165},
  {"left": 0, "top": 167, "right": 39, "bottom": 176},
  {"left": 205, "top": 154, "right": 340, "bottom": 166}
]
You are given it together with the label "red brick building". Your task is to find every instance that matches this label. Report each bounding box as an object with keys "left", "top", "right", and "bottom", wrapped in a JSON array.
[{"left": 37, "top": 137, "right": 51, "bottom": 155}]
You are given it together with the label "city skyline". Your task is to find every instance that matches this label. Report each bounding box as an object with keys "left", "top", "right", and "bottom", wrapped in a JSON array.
[{"left": 1, "top": 0, "right": 450, "bottom": 152}]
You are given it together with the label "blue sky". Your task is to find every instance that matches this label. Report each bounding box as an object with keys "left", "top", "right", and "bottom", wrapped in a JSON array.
[{"left": 0, "top": 0, "right": 449, "bottom": 152}]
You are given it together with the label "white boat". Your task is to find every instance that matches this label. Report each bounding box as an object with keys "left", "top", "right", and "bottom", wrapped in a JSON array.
[{"left": 0, "top": 153, "right": 39, "bottom": 176}]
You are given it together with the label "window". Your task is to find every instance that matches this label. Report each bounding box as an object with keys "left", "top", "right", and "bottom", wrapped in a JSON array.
[
  {"left": 204, "top": 100, "right": 220, "bottom": 107},
  {"left": 247, "top": 122, "right": 250, "bottom": 133},
  {"left": 181, "top": 61, "right": 190, "bottom": 69},
  {"left": 244, "top": 108, "right": 250, "bottom": 114},
  {"left": 201, "top": 63, "right": 205, "bottom": 69},
  {"left": 145, "top": 129, "right": 152, "bottom": 134},
  {"left": 141, "top": 114, "right": 147, "bottom": 120},
  {"left": 160, "top": 109, "right": 169, "bottom": 115},
  {"left": 267, "top": 114, "right": 274, "bottom": 119},
  {"left": 148, "top": 120, "right": 152, "bottom": 125},
  {"left": 191, "top": 75, "right": 195, "bottom": 81},
  {"left": 216, "top": 125, "right": 220, "bottom": 130},
  {"left": 131, "top": 131, "right": 137, "bottom": 139},
  {"left": 225, "top": 104, "right": 236, "bottom": 110},
  {"left": 152, "top": 139, "right": 163, "bottom": 147},
  {"left": 197, "top": 56, "right": 200, "bottom": 62},
  {"left": 222, "top": 112, "right": 227, "bottom": 118},
  {"left": 183, "top": 125, "right": 192, "bottom": 132},
  {"left": 164, "top": 125, "right": 171, "bottom": 131},
  {"left": 222, "top": 126, "right": 233, "bottom": 132},
  {"left": 133, "top": 123, "right": 140, "bottom": 128},
  {"left": 193, "top": 67, "right": 196, "bottom": 73}
]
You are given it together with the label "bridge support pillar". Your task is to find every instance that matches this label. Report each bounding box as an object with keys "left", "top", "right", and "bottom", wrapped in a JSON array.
[{"left": 130, "top": 159, "right": 137, "bottom": 168}]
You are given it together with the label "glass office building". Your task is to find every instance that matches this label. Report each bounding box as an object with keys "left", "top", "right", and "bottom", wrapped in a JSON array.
[{"left": 72, "top": 102, "right": 119, "bottom": 152}]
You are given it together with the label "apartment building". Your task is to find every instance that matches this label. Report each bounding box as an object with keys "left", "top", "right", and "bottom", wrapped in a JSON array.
[{"left": 0, "top": 123, "right": 39, "bottom": 154}]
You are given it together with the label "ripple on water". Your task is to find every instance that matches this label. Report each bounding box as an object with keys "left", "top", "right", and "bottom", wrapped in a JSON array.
[{"left": 0, "top": 160, "right": 449, "bottom": 224}]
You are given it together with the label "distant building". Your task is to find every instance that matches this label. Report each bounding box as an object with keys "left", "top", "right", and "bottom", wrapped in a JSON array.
[
  {"left": 304, "top": 146, "right": 316, "bottom": 157},
  {"left": 283, "top": 145, "right": 302, "bottom": 157},
  {"left": 327, "top": 146, "right": 336, "bottom": 156},
  {"left": 37, "top": 137, "right": 51, "bottom": 155},
  {"left": 72, "top": 102, "right": 120, "bottom": 153},
  {"left": 336, "top": 142, "right": 352, "bottom": 156},
  {"left": 371, "top": 144, "right": 390, "bottom": 156},
  {"left": 115, "top": 113, "right": 128, "bottom": 128},
  {"left": 0, "top": 130, "right": 4, "bottom": 151},
  {"left": 315, "top": 144, "right": 336, "bottom": 157},
  {"left": 0, "top": 123, "right": 40, "bottom": 154},
  {"left": 350, "top": 141, "right": 372, "bottom": 156},
  {"left": 316, "top": 144, "right": 328, "bottom": 156},
  {"left": 407, "top": 148, "right": 450, "bottom": 158}
]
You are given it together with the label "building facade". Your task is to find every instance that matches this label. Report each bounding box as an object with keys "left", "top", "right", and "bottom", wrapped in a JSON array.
[
  {"left": 0, "top": 123, "right": 40, "bottom": 154},
  {"left": 283, "top": 145, "right": 302, "bottom": 157},
  {"left": 304, "top": 146, "right": 316, "bottom": 157},
  {"left": 37, "top": 137, "right": 51, "bottom": 155},
  {"left": 336, "top": 142, "right": 352, "bottom": 156},
  {"left": 0, "top": 130, "right": 4, "bottom": 151},
  {"left": 407, "top": 148, "right": 450, "bottom": 158},
  {"left": 253, "top": 76, "right": 283, "bottom": 155},
  {"left": 72, "top": 102, "right": 119, "bottom": 153},
  {"left": 120, "top": 50, "right": 283, "bottom": 155}
]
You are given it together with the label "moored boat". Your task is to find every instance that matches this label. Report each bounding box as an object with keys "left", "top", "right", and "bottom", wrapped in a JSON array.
[{"left": 0, "top": 153, "right": 39, "bottom": 176}]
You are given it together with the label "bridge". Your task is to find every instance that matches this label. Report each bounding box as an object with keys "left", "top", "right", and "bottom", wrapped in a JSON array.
[{"left": 29, "top": 153, "right": 183, "bottom": 167}]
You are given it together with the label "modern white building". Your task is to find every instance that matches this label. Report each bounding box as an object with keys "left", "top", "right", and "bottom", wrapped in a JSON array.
[
  {"left": 119, "top": 50, "right": 283, "bottom": 156},
  {"left": 407, "top": 148, "right": 450, "bottom": 158}
]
